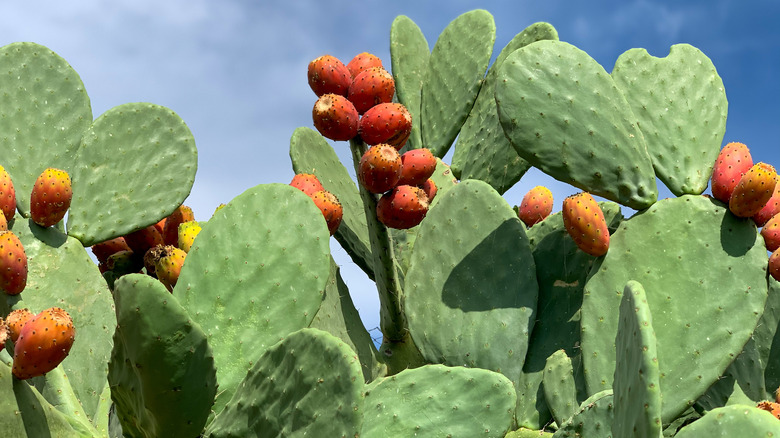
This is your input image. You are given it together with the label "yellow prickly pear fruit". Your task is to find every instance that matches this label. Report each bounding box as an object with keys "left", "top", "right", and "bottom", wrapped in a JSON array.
[{"left": 178, "top": 221, "right": 202, "bottom": 253}]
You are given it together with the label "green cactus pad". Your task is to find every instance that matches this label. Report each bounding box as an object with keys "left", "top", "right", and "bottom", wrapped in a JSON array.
[
  {"left": 0, "top": 353, "right": 96, "bottom": 437},
  {"left": 515, "top": 201, "right": 621, "bottom": 428},
  {"left": 495, "top": 40, "right": 658, "bottom": 210},
  {"left": 421, "top": 10, "right": 495, "bottom": 158},
  {"left": 109, "top": 274, "right": 216, "bottom": 438},
  {"left": 505, "top": 429, "right": 554, "bottom": 438},
  {"left": 361, "top": 364, "right": 516, "bottom": 438},
  {"left": 3, "top": 218, "right": 115, "bottom": 423},
  {"left": 0, "top": 42, "right": 93, "bottom": 218},
  {"left": 552, "top": 390, "right": 614, "bottom": 438},
  {"left": 674, "top": 404, "right": 780, "bottom": 437},
  {"left": 451, "top": 22, "right": 559, "bottom": 194},
  {"left": 759, "top": 277, "right": 780, "bottom": 395},
  {"left": 404, "top": 180, "right": 538, "bottom": 406},
  {"left": 289, "top": 127, "right": 374, "bottom": 280},
  {"left": 612, "top": 44, "right": 727, "bottom": 196},
  {"left": 390, "top": 15, "right": 429, "bottom": 152},
  {"left": 543, "top": 349, "right": 582, "bottom": 427},
  {"left": 581, "top": 195, "right": 768, "bottom": 423},
  {"left": 309, "top": 258, "right": 386, "bottom": 382},
  {"left": 205, "top": 328, "right": 365, "bottom": 438},
  {"left": 612, "top": 281, "right": 663, "bottom": 438},
  {"left": 67, "top": 102, "right": 197, "bottom": 246},
  {"left": 696, "top": 337, "right": 766, "bottom": 412},
  {"left": 176, "top": 183, "right": 331, "bottom": 414}
]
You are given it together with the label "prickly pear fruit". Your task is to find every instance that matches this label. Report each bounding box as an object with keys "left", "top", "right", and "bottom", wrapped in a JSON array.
[
  {"left": 518, "top": 186, "right": 554, "bottom": 227},
  {"left": 107, "top": 250, "right": 143, "bottom": 277},
  {"left": 757, "top": 400, "right": 780, "bottom": 420},
  {"left": 143, "top": 245, "right": 166, "bottom": 278},
  {"left": 30, "top": 167, "right": 72, "bottom": 227},
  {"left": 12, "top": 307, "right": 76, "bottom": 380},
  {"left": 163, "top": 205, "right": 195, "bottom": 246},
  {"left": 290, "top": 173, "right": 325, "bottom": 197},
  {"left": 0, "top": 213, "right": 6, "bottom": 232},
  {"left": 762, "top": 214, "right": 780, "bottom": 252},
  {"left": 308, "top": 55, "right": 352, "bottom": 97},
  {"left": 422, "top": 178, "right": 437, "bottom": 202},
  {"left": 312, "top": 93, "right": 359, "bottom": 141},
  {"left": 153, "top": 217, "right": 166, "bottom": 235},
  {"left": 376, "top": 185, "right": 429, "bottom": 230},
  {"left": 123, "top": 225, "right": 164, "bottom": 256},
  {"left": 397, "top": 148, "right": 437, "bottom": 187},
  {"left": 754, "top": 183, "right": 780, "bottom": 227},
  {"left": 711, "top": 142, "right": 753, "bottom": 203},
  {"left": 347, "top": 52, "right": 383, "bottom": 79},
  {"left": 562, "top": 192, "right": 610, "bottom": 257},
  {"left": 770, "top": 248, "right": 780, "bottom": 282},
  {"left": 347, "top": 66, "right": 395, "bottom": 114},
  {"left": 91, "top": 237, "right": 131, "bottom": 264},
  {"left": 178, "top": 221, "right": 202, "bottom": 253},
  {"left": 0, "top": 165, "right": 15, "bottom": 222},
  {"left": 729, "top": 162, "right": 778, "bottom": 218},
  {"left": 359, "top": 144, "right": 402, "bottom": 194},
  {"left": 0, "top": 318, "right": 6, "bottom": 350},
  {"left": 310, "top": 190, "right": 343, "bottom": 235},
  {"left": 6, "top": 308, "right": 34, "bottom": 343},
  {"left": 0, "top": 231, "right": 27, "bottom": 295},
  {"left": 155, "top": 245, "right": 187, "bottom": 292},
  {"left": 359, "top": 102, "right": 412, "bottom": 148}
]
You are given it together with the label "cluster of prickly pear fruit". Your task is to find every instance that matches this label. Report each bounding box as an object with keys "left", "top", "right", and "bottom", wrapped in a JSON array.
[
  {"left": 10, "top": 306, "right": 76, "bottom": 380},
  {"left": 289, "top": 173, "right": 343, "bottom": 235}
]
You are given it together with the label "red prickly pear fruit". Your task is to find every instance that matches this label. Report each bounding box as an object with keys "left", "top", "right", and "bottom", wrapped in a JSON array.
[
  {"left": 359, "top": 144, "right": 402, "bottom": 194},
  {"left": 311, "top": 190, "right": 343, "bottom": 236},
  {"left": 307, "top": 55, "right": 352, "bottom": 97},
  {"left": 0, "top": 318, "right": 7, "bottom": 350},
  {"left": 359, "top": 103, "right": 412, "bottom": 148},
  {"left": 754, "top": 183, "right": 780, "bottom": 227},
  {"left": 376, "top": 185, "right": 429, "bottom": 230},
  {"left": 30, "top": 167, "right": 72, "bottom": 227},
  {"left": 347, "top": 67, "right": 395, "bottom": 114},
  {"left": 347, "top": 52, "right": 384, "bottom": 79},
  {"left": 562, "top": 192, "right": 610, "bottom": 257},
  {"left": 155, "top": 245, "right": 187, "bottom": 292},
  {"left": 762, "top": 214, "right": 780, "bottom": 252},
  {"left": 0, "top": 231, "right": 27, "bottom": 295},
  {"left": 770, "top": 248, "right": 780, "bottom": 283},
  {"left": 6, "top": 308, "right": 34, "bottom": 343},
  {"left": 290, "top": 173, "right": 325, "bottom": 197},
  {"left": 312, "top": 93, "right": 359, "bottom": 141},
  {"left": 711, "top": 142, "right": 753, "bottom": 203},
  {"left": 12, "top": 307, "right": 76, "bottom": 380},
  {"left": 163, "top": 205, "right": 195, "bottom": 247},
  {"left": 124, "top": 225, "right": 164, "bottom": 256},
  {"left": 518, "top": 186, "right": 554, "bottom": 227},
  {"left": 397, "top": 148, "right": 437, "bottom": 187},
  {"left": 421, "top": 179, "right": 437, "bottom": 202},
  {"left": 153, "top": 218, "right": 166, "bottom": 235},
  {"left": 91, "top": 237, "right": 131, "bottom": 265},
  {"left": 178, "top": 221, "right": 201, "bottom": 253},
  {"left": 0, "top": 165, "right": 15, "bottom": 222},
  {"left": 729, "top": 162, "right": 777, "bottom": 218}
]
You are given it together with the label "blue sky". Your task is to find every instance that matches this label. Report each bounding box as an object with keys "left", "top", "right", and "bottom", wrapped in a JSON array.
[{"left": 2, "top": 1, "right": 778, "bottom": 337}]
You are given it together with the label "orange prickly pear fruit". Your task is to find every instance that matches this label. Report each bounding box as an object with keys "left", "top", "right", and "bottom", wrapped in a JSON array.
[
  {"left": 290, "top": 173, "right": 325, "bottom": 197},
  {"left": 310, "top": 190, "right": 343, "bottom": 235},
  {"left": 347, "top": 52, "right": 383, "bottom": 79},
  {"left": 359, "top": 144, "right": 402, "bottom": 194},
  {"left": 91, "top": 237, "right": 131, "bottom": 265},
  {"left": 0, "top": 165, "right": 15, "bottom": 222},
  {"left": 421, "top": 179, "right": 437, "bottom": 202},
  {"left": 312, "top": 93, "right": 359, "bottom": 141},
  {"left": 764, "top": 214, "right": 780, "bottom": 252},
  {"left": 359, "top": 103, "right": 412, "bottom": 148},
  {"left": 163, "top": 205, "right": 195, "bottom": 246},
  {"left": 376, "top": 185, "right": 429, "bottom": 230},
  {"left": 0, "top": 318, "right": 7, "bottom": 350},
  {"left": 6, "top": 308, "right": 34, "bottom": 343},
  {"left": 0, "top": 231, "right": 27, "bottom": 295},
  {"left": 153, "top": 217, "right": 167, "bottom": 235},
  {"left": 397, "top": 148, "right": 437, "bottom": 187},
  {"left": 729, "top": 162, "right": 777, "bottom": 218},
  {"left": 308, "top": 55, "right": 352, "bottom": 97},
  {"left": 155, "top": 245, "right": 187, "bottom": 292},
  {"left": 518, "top": 186, "right": 554, "bottom": 227},
  {"left": 754, "top": 183, "right": 780, "bottom": 227},
  {"left": 123, "top": 225, "right": 164, "bottom": 256},
  {"left": 347, "top": 66, "right": 395, "bottom": 114},
  {"left": 770, "top": 248, "right": 780, "bottom": 283},
  {"left": 711, "top": 142, "right": 753, "bottom": 203},
  {"left": 0, "top": 212, "right": 6, "bottom": 232},
  {"left": 178, "top": 221, "right": 202, "bottom": 253},
  {"left": 30, "top": 167, "right": 72, "bottom": 227},
  {"left": 12, "top": 307, "right": 76, "bottom": 380},
  {"left": 562, "top": 192, "right": 610, "bottom": 257}
]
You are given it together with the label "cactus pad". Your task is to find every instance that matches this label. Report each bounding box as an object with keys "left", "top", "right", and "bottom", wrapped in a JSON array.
[{"left": 390, "top": 15, "right": 429, "bottom": 152}]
